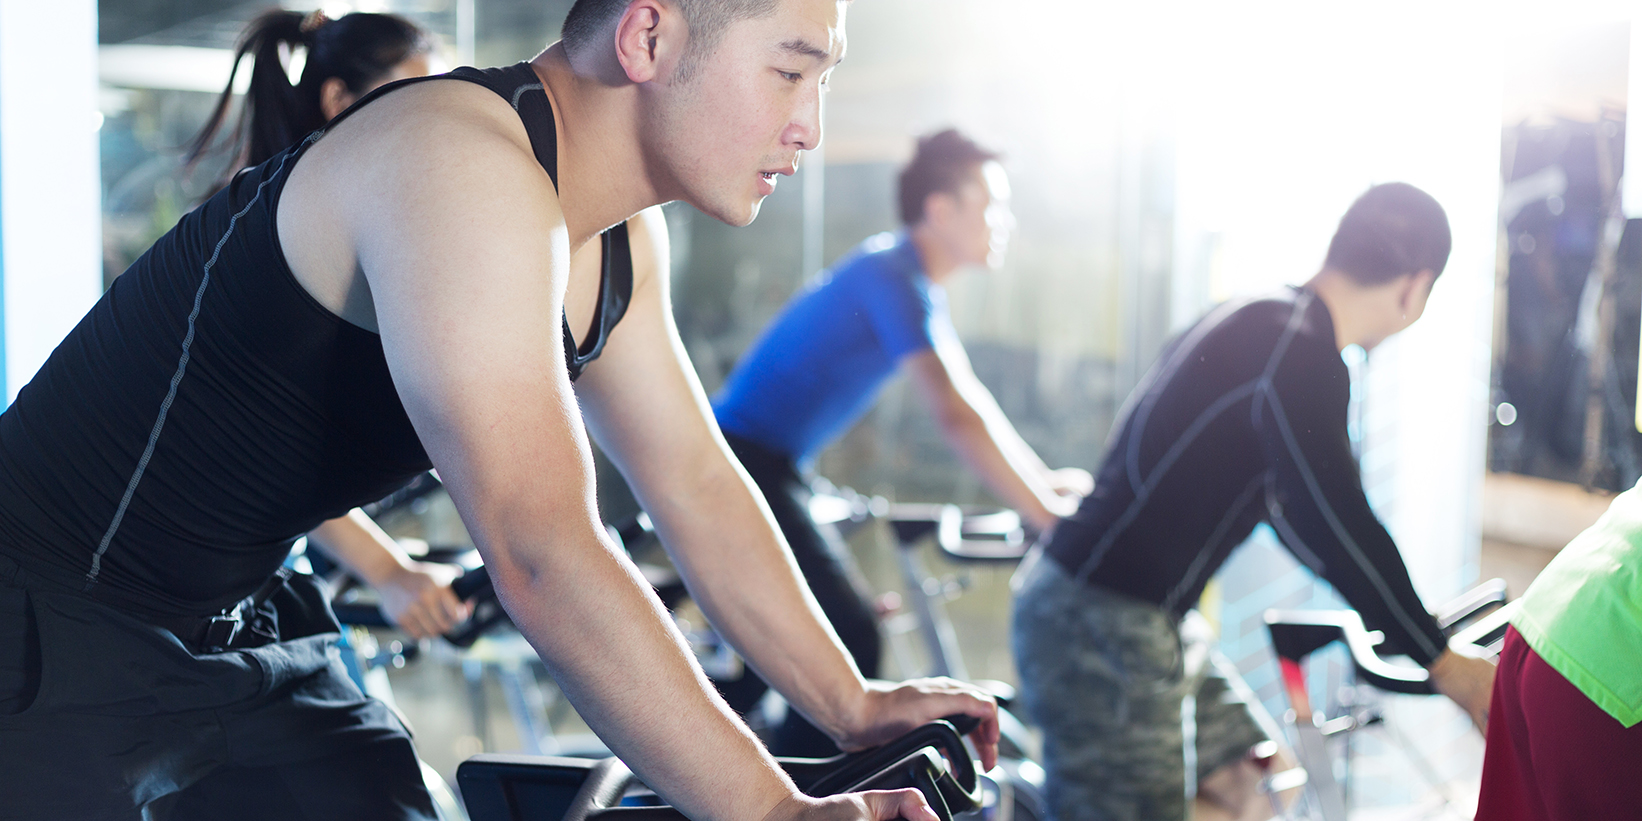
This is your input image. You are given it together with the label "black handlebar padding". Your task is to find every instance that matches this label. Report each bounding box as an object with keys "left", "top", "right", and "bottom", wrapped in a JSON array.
[
  {"left": 558, "top": 759, "right": 641, "bottom": 821},
  {"left": 941, "top": 713, "right": 983, "bottom": 735},
  {"left": 803, "top": 719, "right": 981, "bottom": 807},
  {"left": 912, "top": 755, "right": 954, "bottom": 821},
  {"left": 332, "top": 564, "right": 507, "bottom": 648},
  {"left": 452, "top": 565, "right": 493, "bottom": 600},
  {"left": 457, "top": 720, "right": 984, "bottom": 821}
]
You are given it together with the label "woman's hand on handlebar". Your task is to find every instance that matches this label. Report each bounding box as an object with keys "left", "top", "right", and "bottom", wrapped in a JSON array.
[
  {"left": 377, "top": 560, "right": 473, "bottom": 639},
  {"left": 1428, "top": 647, "right": 1496, "bottom": 733},
  {"left": 835, "top": 678, "right": 1000, "bottom": 770},
  {"left": 764, "top": 789, "right": 941, "bottom": 821}
]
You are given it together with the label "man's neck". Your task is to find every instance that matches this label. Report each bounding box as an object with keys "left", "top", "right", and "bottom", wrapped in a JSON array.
[
  {"left": 908, "top": 223, "right": 962, "bottom": 285},
  {"left": 1306, "top": 268, "right": 1379, "bottom": 352},
  {"left": 531, "top": 46, "right": 668, "bottom": 251}
]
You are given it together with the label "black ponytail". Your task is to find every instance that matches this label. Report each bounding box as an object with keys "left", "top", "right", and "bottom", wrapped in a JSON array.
[{"left": 186, "top": 8, "right": 431, "bottom": 183}]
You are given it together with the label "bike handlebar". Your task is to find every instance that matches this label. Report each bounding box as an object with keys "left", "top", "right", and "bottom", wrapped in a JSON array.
[
  {"left": 800, "top": 718, "right": 981, "bottom": 803},
  {"left": 885, "top": 503, "right": 1030, "bottom": 563},
  {"left": 332, "top": 564, "right": 506, "bottom": 648},
  {"left": 1264, "top": 579, "right": 1514, "bottom": 696},
  {"left": 549, "top": 719, "right": 983, "bottom": 821}
]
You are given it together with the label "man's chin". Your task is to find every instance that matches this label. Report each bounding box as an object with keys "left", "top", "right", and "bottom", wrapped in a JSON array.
[{"left": 697, "top": 195, "right": 765, "bottom": 228}]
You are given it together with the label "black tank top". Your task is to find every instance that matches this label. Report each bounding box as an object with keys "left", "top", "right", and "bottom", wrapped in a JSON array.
[{"left": 0, "top": 63, "right": 632, "bottom": 617}]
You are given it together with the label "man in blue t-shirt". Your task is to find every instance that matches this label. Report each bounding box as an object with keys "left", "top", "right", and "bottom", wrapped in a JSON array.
[{"left": 712, "top": 129, "right": 1091, "bottom": 755}]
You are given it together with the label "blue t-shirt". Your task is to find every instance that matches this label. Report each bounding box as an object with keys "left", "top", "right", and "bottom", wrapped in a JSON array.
[{"left": 713, "top": 232, "right": 951, "bottom": 464}]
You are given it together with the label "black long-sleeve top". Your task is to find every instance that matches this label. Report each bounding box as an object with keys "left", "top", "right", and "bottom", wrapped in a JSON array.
[{"left": 1044, "top": 286, "right": 1448, "bottom": 665}]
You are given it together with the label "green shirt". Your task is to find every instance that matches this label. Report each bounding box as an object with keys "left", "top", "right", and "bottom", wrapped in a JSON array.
[{"left": 1512, "top": 479, "right": 1642, "bottom": 728}]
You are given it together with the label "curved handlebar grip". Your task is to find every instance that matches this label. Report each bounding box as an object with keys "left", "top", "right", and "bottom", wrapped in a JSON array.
[
  {"left": 941, "top": 713, "right": 982, "bottom": 736},
  {"left": 1435, "top": 577, "right": 1507, "bottom": 633},
  {"left": 559, "top": 759, "right": 640, "bottom": 821},
  {"left": 805, "top": 719, "right": 982, "bottom": 812},
  {"left": 331, "top": 565, "right": 507, "bottom": 648},
  {"left": 444, "top": 565, "right": 511, "bottom": 648},
  {"left": 1265, "top": 609, "right": 1434, "bottom": 695},
  {"left": 451, "top": 564, "right": 493, "bottom": 601}
]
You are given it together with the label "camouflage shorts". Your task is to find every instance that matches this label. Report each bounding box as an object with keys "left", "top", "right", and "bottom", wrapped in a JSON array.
[{"left": 1011, "top": 552, "right": 1269, "bottom": 821}]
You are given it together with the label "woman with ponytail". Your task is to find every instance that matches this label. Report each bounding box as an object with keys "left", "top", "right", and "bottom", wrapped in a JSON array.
[
  {"left": 190, "top": 9, "right": 471, "bottom": 647},
  {"left": 188, "top": 8, "right": 435, "bottom": 181}
]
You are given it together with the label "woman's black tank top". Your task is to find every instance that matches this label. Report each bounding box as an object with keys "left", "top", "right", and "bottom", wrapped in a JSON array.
[{"left": 0, "top": 63, "right": 632, "bottom": 617}]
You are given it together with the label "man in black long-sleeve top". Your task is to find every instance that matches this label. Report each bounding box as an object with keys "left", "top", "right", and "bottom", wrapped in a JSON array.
[{"left": 1012, "top": 183, "right": 1497, "bottom": 821}]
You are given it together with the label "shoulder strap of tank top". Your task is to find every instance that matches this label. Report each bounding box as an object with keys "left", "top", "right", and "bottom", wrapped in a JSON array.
[
  {"left": 562, "top": 222, "right": 635, "bottom": 379},
  {"left": 443, "top": 64, "right": 559, "bottom": 187},
  {"left": 320, "top": 63, "right": 559, "bottom": 188},
  {"left": 318, "top": 63, "right": 633, "bottom": 380}
]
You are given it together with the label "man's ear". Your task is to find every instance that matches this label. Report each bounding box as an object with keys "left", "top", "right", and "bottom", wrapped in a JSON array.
[
  {"left": 1397, "top": 269, "right": 1436, "bottom": 310},
  {"left": 614, "top": 0, "right": 684, "bottom": 84},
  {"left": 922, "top": 190, "right": 956, "bottom": 228}
]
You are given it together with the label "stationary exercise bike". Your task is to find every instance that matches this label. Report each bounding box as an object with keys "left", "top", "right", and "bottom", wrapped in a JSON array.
[
  {"left": 872, "top": 501, "right": 1047, "bottom": 821},
  {"left": 616, "top": 489, "right": 1049, "bottom": 821},
  {"left": 1262, "top": 579, "right": 1512, "bottom": 820}
]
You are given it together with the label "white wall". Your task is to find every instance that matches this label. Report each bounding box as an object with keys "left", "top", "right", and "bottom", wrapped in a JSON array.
[{"left": 0, "top": 0, "right": 102, "bottom": 403}]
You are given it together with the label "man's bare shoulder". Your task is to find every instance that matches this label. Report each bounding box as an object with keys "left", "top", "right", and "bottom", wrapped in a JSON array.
[
  {"left": 277, "top": 76, "right": 565, "bottom": 327},
  {"left": 303, "top": 77, "right": 543, "bottom": 190}
]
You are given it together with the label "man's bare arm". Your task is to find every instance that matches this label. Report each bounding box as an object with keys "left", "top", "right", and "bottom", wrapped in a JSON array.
[
  {"left": 308, "top": 88, "right": 804, "bottom": 821},
  {"left": 576, "top": 209, "right": 999, "bottom": 764},
  {"left": 903, "top": 346, "right": 1079, "bottom": 531}
]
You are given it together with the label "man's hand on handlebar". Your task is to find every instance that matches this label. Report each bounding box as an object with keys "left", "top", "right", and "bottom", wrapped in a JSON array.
[
  {"left": 834, "top": 679, "right": 1000, "bottom": 771},
  {"left": 376, "top": 560, "right": 473, "bottom": 640},
  {"left": 1046, "top": 467, "right": 1094, "bottom": 500},
  {"left": 1428, "top": 647, "right": 1496, "bottom": 733},
  {"left": 763, "top": 789, "right": 941, "bottom": 821}
]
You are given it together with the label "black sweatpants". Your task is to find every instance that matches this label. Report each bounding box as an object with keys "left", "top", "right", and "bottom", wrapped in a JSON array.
[
  {"left": 0, "top": 553, "right": 436, "bottom": 820},
  {"left": 719, "top": 433, "right": 883, "bottom": 757}
]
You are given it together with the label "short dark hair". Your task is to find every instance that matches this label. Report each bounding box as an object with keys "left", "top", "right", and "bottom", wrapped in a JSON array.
[
  {"left": 897, "top": 129, "right": 1001, "bottom": 226},
  {"left": 1324, "top": 182, "right": 1452, "bottom": 285},
  {"left": 562, "top": 0, "right": 779, "bottom": 80}
]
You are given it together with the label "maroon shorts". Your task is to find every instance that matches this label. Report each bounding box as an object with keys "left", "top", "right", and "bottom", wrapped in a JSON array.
[{"left": 1474, "top": 625, "right": 1642, "bottom": 820}]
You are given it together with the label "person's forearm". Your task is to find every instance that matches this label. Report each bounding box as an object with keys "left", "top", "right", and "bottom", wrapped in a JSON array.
[
  {"left": 966, "top": 386, "right": 1056, "bottom": 482},
  {"left": 308, "top": 509, "right": 414, "bottom": 585},
  {"left": 638, "top": 453, "right": 869, "bottom": 740},
  {"left": 936, "top": 404, "right": 1067, "bottom": 530},
  {"left": 480, "top": 516, "right": 799, "bottom": 821}
]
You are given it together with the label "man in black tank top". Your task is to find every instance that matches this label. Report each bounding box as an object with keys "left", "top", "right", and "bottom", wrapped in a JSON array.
[
  {"left": 0, "top": 2, "right": 998, "bottom": 819},
  {"left": 1010, "top": 184, "right": 1498, "bottom": 821}
]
